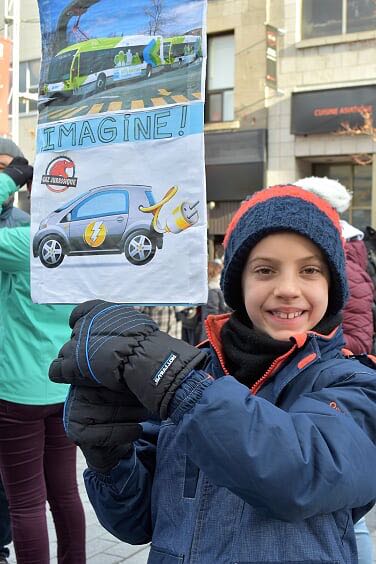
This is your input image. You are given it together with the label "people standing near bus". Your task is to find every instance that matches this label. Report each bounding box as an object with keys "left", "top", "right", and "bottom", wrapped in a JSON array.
[
  {"left": 126, "top": 48, "right": 133, "bottom": 65},
  {"left": 0, "top": 141, "right": 86, "bottom": 564}
]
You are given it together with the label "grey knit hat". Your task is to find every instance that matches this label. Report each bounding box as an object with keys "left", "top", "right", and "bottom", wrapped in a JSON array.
[{"left": 0, "top": 137, "right": 24, "bottom": 158}]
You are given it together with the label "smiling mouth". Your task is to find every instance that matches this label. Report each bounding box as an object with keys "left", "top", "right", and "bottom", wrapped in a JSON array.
[{"left": 271, "top": 311, "right": 304, "bottom": 319}]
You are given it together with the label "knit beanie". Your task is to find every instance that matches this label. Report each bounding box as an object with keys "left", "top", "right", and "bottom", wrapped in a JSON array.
[
  {"left": 221, "top": 184, "right": 349, "bottom": 315},
  {"left": 0, "top": 137, "right": 24, "bottom": 158}
]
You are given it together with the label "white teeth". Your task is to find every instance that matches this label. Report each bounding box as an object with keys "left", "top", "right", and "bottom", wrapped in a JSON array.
[{"left": 273, "top": 311, "right": 303, "bottom": 319}]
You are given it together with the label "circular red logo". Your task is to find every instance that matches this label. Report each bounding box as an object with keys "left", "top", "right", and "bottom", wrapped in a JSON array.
[{"left": 42, "top": 156, "right": 77, "bottom": 193}]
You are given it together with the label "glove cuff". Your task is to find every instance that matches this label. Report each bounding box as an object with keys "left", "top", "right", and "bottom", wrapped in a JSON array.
[
  {"left": 82, "top": 443, "right": 133, "bottom": 475},
  {"left": 168, "top": 370, "right": 214, "bottom": 423},
  {"left": 159, "top": 349, "right": 208, "bottom": 419}
]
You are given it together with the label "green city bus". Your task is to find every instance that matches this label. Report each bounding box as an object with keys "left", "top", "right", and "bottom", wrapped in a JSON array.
[
  {"left": 43, "top": 33, "right": 202, "bottom": 100},
  {"left": 43, "top": 35, "right": 163, "bottom": 98}
]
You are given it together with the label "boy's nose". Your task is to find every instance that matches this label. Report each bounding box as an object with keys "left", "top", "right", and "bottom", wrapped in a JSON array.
[{"left": 273, "top": 274, "right": 301, "bottom": 298}]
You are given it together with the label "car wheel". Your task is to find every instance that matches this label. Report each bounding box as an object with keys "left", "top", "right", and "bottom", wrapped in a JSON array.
[
  {"left": 145, "top": 64, "right": 152, "bottom": 79},
  {"left": 124, "top": 229, "right": 156, "bottom": 265},
  {"left": 38, "top": 236, "right": 65, "bottom": 268},
  {"left": 96, "top": 73, "right": 106, "bottom": 92}
]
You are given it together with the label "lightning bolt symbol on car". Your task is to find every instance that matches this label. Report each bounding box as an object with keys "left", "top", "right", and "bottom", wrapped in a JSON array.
[{"left": 90, "top": 221, "right": 102, "bottom": 241}]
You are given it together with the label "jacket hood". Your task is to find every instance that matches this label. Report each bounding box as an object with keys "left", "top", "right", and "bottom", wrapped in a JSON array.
[{"left": 346, "top": 239, "right": 368, "bottom": 271}]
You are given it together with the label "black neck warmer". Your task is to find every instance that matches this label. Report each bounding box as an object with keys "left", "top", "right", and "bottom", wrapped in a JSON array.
[{"left": 221, "top": 311, "right": 342, "bottom": 388}]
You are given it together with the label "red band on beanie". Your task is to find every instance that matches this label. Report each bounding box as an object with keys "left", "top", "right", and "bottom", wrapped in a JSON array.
[{"left": 223, "top": 185, "right": 344, "bottom": 249}]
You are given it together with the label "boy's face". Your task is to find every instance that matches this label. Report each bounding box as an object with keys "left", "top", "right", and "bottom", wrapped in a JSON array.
[{"left": 241, "top": 232, "right": 330, "bottom": 341}]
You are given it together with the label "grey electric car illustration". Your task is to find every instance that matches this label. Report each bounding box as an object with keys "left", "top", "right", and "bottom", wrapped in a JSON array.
[{"left": 33, "top": 184, "right": 163, "bottom": 268}]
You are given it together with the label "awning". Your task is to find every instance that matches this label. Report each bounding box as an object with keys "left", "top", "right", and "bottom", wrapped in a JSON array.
[{"left": 205, "top": 129, "right": 266, "bottom": 201}]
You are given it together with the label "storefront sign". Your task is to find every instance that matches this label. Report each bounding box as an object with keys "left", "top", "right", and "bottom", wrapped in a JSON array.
[{"left": 291, "top": 85, "right": 376, "bottom": 135}]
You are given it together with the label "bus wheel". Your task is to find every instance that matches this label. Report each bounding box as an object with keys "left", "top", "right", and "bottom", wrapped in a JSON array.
[
  {"left": 96, "top": 73, "right": 106, "bottom": 92},
  {"left": 146, "top": 64, "right": 152, "bottom": 79}
]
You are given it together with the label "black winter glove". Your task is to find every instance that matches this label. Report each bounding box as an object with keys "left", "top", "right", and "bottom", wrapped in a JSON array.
[
  {"left": 2, "top": 157, "right": 33, "bottom": 188},
  {"left": 64, "top": 384, "right": 149, "bottom": 473},
  {"left": 50, "top": 300, "right": 208, "bottom": 419}
]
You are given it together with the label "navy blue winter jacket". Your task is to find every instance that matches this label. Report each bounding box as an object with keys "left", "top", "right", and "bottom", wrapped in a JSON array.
[{"left": 84, "top": 315, "right": 376, "bottom": 564}]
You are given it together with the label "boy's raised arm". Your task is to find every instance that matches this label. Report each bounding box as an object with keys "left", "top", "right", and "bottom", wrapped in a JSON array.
[{"left": 170, "top": 370, "right": 376, "bottom": 522}]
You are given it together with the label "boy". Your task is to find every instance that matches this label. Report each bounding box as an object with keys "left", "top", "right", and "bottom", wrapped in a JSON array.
[{"left": 50, "top": 184, "right": 376, "bottom": 563}]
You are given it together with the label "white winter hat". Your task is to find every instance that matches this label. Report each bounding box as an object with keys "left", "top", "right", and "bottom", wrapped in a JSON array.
[
  {"left": 293, "top": 176, "right": 352, "bottom": 213},
  {"left": 340, "top": 220, "right": 364, "bottom": 241}
]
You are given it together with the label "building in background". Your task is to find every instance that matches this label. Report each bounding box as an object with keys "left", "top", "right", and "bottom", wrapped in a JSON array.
[
  {"left": 0, "top": 0, "right": 284, "bottom": 241},
  {"left": 205, "top": 0, "right": 283, "bottom": 257},
  {"left": 1, "top": 1, "right": 376, "bottom": 235},
  {"left": 268, "top": 0, "right": 376, "bottom": 232}
]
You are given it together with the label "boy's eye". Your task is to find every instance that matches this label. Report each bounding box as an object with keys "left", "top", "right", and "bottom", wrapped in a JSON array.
[
  {"left": 301, "top": 266, "right": 321, "bottom": 275},
  {"left": 254, "top": 266, "right": 274, "bottom": 276}
]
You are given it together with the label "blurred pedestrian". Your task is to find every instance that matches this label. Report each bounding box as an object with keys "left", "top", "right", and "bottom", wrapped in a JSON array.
[
  {"left": 177, "top": 305, "right": 202, "bottom": 345},
  {"left": 0, "top": 141, "right": 86, "bottom": 564},
  {"left": 138, "top": 305, "right": 183, "bottom": 338},
  {"left": 0, "top": 138, "right": 29, "bottom": 564},
  {"left": 200, "top": 259, "right": 231, "bottom": 340},
  {"left": 295, "top": 176, "right": 374, "bottom": 564}
]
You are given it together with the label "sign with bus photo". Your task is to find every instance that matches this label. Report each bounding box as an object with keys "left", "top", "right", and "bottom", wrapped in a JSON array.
[{"left": 31, "top": 0, "right": 208, "bottom": 305}]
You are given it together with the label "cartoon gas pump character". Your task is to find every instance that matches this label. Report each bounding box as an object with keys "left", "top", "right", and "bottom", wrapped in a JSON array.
[{"left": 139, "top": 186, "right": 199, "bottom": 234}]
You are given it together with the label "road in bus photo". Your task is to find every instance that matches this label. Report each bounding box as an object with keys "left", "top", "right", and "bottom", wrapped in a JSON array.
[{"left": 38, "top": 0, "right": 206, "bottom": 124}]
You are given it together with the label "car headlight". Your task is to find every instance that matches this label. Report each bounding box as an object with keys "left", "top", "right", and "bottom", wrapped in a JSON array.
[{"left": 39, "top": 220, "right": 48, "bottom": 229}]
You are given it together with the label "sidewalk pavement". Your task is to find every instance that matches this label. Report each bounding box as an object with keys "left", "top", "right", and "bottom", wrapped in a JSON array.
[{"left": 6, "top": 449, "right": 376, "bottom": 563}]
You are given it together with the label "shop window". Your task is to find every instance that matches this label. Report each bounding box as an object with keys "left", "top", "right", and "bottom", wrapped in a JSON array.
[
  {"left": 205, "top": 33, "right": 234, "bottom": 123},
  {"left": 313, "top": 163, "right": 372, "bottom": 232},
  {"left": 302, "top": 0, "right": 376, "bottom": 39}
]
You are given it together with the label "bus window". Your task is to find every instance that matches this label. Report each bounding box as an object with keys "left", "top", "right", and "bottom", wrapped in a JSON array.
[
  {"left": 133, "top": 46, "right": 145, "bottom": 63},
  {"left": 79, "top": 51, "right": 94, "bottom": 75},
  {"left": 171, "top": 43, "right": 186, "bottom": 58},
  {"left": 48, "top": 51, "right": 75, "bottom": 82},
  {"left": 79, "top": 50, "right": 110, "bottom": 75},
  {"left": 163, "top": 43, "right": 171, "bottom": 59},
  {"left": 72, "top": 55, "right": 79, "bottom": 78}
]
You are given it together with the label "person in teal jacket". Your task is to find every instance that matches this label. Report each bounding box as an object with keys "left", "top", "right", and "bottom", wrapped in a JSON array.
[
  {"left": 0, "top": 148, "right": 86, "bottom": 564},
  {"left": 0, "top": 138, "right": 28, "bottom": 564}
]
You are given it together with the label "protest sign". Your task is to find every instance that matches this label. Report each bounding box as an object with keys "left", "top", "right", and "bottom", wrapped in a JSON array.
[{"left": 31, "top": 0, "right": 207, "bottom": 305}]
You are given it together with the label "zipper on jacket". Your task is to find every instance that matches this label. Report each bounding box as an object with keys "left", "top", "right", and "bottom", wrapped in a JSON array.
[
  {"left": 251, "top": 345, "right": 297, "bottom": 395},
  {"left": 205, "top": 317, "right": 230, "bottom": 376}
]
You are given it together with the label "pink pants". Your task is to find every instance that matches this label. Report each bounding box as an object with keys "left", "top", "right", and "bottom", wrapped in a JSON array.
[{"left": 0, "top": 399, "right": 86, "bottom": 564}]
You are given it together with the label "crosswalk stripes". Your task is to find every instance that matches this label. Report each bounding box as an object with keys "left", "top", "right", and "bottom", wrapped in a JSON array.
[
  {"left": 151, "top": 97, "right": 168, "bottom": 106},
  {"left": 108, "top": 101, "right": 123, "bottom": 111},
  {"left": 171, "top": 94, "right": 188, "bottom": 103},
  {"left": 131, "top": 100, "right": 145, "bottom": 109},
  {"left": 44, "top": 92, "right": 203, "bottom": 121},
  {"left": 87, "top": 103, "right": 104, "bottom": 114}
]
